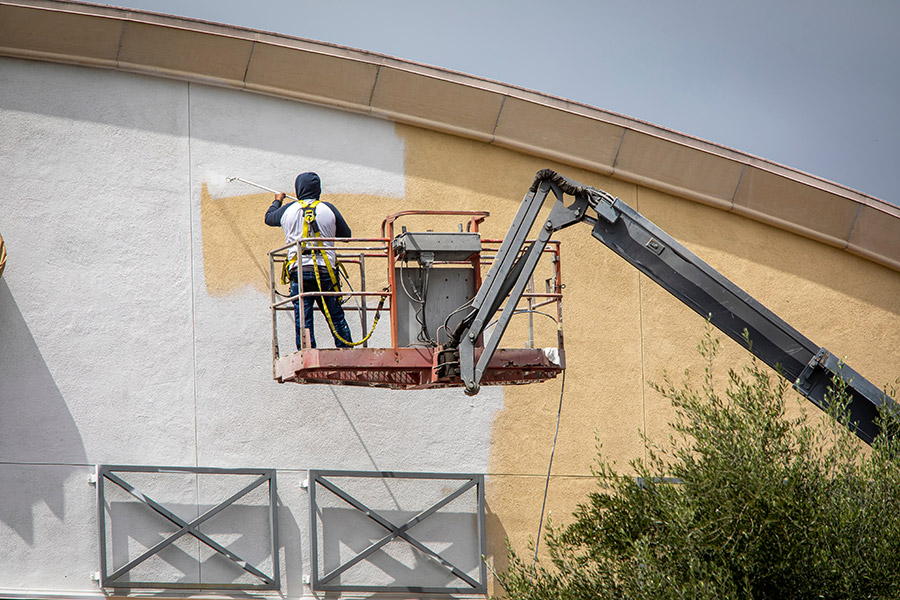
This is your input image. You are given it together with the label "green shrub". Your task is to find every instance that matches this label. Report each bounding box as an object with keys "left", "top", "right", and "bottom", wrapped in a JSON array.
[{"left": 498, "top": 330, "right": 900, "bottom": 600}]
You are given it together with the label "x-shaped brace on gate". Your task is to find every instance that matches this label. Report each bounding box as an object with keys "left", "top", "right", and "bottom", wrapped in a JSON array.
[
  {"left": 315, "top": 475, "right": 480, "bottom": 589},
  {"left": 99, "top": 469, "right": 275, "bottom": 587}
]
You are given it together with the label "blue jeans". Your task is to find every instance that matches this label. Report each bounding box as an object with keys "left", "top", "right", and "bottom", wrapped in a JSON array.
[{"left": 290, "top": 268, "right": 353, "bottom": 349}]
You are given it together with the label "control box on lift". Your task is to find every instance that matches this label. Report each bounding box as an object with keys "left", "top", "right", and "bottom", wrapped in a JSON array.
[{"left": 392, "top": 231, "right": 482, "bottom": 346}]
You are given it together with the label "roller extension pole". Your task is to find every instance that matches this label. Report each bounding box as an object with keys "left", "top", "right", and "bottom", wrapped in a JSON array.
[{"left": 226, "top": 177, "right": 298, "bottom": 201}]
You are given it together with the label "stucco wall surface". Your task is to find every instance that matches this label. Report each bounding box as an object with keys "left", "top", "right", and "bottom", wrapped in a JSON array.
[
  {"left": 0, "top": 57, "right": 502, "bottom": 596},
  {"left": 2, "top": 45, "right": 900, "bottom": 599},
  {"left": 381, "top": 126, "right": 900, "bottom": 584}
]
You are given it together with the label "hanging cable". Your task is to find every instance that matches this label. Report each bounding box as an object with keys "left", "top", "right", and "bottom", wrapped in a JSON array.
[
  {"left": 398, "top": 259, "right": 437, "bottom": 347},
  {"left": 414, "top": 266, "right": 434, "bottom": 346},
  {"left": 438, "top": 298, "right": 475, "bottom": 345},
  {"left": 531, "top": 369, "right": 566, "bottom": 578},
  {"left": 398, "top": 259, "right": 425, "bottom": 305},
  {"left": 485, "top": 308, "right": 558, "bottom": 332}
]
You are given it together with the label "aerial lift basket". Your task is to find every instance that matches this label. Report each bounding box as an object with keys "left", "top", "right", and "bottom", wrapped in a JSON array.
[{"left": 268, "top": 211, "right": 565, "bottom": 390}]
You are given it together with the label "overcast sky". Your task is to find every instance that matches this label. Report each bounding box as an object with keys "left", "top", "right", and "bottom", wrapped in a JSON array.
[{"left": 94, "top": 0, "right": 899, "bottom": 204}]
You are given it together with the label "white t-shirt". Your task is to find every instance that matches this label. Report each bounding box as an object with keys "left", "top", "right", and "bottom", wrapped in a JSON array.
[{"left": 280, "top": 200, "right": 338, "bottom": 269}]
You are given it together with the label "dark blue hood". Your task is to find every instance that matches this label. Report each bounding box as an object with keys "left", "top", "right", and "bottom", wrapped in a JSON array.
[{"left": 294, "top": 172, "right": 321, "bottom": 200}]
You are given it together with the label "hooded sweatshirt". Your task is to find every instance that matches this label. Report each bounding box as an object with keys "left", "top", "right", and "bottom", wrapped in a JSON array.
[{"left": 264, "top": 172, "right": 351, "bottom": 269}]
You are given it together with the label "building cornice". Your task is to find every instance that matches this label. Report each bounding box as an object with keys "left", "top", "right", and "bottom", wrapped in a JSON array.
[{"left": 2, "top": 0, "right": 898, "bottom": 271}]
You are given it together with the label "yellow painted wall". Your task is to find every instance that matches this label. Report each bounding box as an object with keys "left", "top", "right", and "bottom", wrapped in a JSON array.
[
  {"left": 394, "top": 125, "right": 900, "bottom": 592},
  {"left": 201, "top": 121, "right": 900, "bottom": 593},
  {"left": 201, "top": 184, "right": 402, "bottom": 296}
]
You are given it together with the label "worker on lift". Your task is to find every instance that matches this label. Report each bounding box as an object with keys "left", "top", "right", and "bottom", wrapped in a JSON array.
[{"left": 265, "top": 172, "right": 354, "bottom": 349}]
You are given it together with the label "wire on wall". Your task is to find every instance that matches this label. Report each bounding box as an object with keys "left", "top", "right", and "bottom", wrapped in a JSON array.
[{"left": 531, "top": 369, "right": 566, "bottom": 577}]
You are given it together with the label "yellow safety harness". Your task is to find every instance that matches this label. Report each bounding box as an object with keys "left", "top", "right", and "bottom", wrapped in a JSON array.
[
  {"left": 311, "top": 260, "right": 388, "bottom": 347},
  {"left": 280, "top": 199, "right": 339, "bottom": 290},
  {"left": 281, "top": 199, "right": 387, "bottom": 347}
]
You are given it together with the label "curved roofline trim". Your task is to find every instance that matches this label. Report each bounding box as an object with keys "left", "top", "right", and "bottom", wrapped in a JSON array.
[
  {"left": 9, "top": 0, "right": 884, "bottom": 211},
  {"left": 1, "top": 0, "right": 898, "bottom": 272}
]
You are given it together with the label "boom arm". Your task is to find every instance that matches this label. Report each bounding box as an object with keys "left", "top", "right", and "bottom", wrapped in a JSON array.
[{"left": 453, "top": 169, "right": 896, "bottom": 445}]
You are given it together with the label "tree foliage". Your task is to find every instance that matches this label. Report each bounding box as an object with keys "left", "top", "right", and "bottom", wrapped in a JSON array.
[{"left": 498, "top": 330, "right": 900, "bottom": 600}]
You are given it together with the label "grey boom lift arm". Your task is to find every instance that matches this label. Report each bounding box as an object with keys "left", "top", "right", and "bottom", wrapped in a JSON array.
[{"left": 448, "top": 169, "right": 896, "bottom": 445}]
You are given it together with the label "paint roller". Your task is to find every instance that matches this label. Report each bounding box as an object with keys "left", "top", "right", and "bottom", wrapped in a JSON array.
[{"left": 226, "top": 176, "right": 297, "bottom": 201}]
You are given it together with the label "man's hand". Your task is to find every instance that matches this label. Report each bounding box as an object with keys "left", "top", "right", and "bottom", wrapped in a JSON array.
[{"left": 275, "top": 192, "right": 286, "bottom": 202}]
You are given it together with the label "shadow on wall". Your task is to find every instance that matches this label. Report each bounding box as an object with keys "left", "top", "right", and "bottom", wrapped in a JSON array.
[
  {"left": 105, "top": 501, "right": 279, "bottom": 587},
  {"left": 95, "top": 468, "right": 305, "bottom": 591},
  {"left": 0, "top": 279, "right": 87, "bottom": 542},
  {"left": 0, "top": 58, "right": 187, "bottom": 137},
  {"left": 278, "top": 497, "right": 304, "bottom": 598},
  {"left": 484, "top": 498, "right": 510, "bottom": 593},
  {"left": 316, "top": 507, "right": 483, "bottom": 590},
  {"left": 2, "top": 58, "right": 403, "bottom": 175}
]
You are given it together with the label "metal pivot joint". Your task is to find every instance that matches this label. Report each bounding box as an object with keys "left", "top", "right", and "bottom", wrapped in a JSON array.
[
  {"left": 794, "top": 348, "right": 892, "bottom": 444},
  {"left": 456, "top": 171, "right": 616, "bottom": 394}
]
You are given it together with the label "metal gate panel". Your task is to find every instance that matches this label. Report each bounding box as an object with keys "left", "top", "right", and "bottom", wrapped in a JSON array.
[
  {"left": 95, "top": 465, "right": 280, "bottom": 591},
  {"left": 308, "top": 470, "right": 486, "bottom": 594}
]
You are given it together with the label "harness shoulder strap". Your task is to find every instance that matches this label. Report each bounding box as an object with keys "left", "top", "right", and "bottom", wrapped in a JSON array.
[
  {"left": 281, "top": 200, "right": 321, "bottom": 284},
  {"left": 298, "top": 199, "right": 339, "bottom": 289},
  {"left": 300, "top": 199, "right": 321, "bottom": 233}
]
